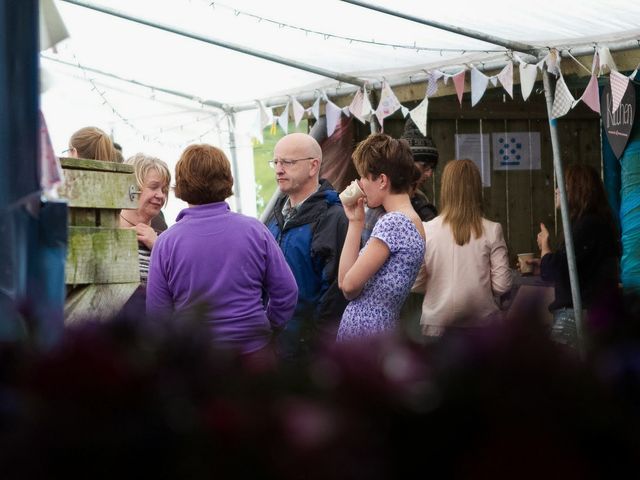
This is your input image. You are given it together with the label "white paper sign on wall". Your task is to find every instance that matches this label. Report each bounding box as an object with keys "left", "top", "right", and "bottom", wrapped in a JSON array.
[{"left": 455, "top": 133, "right": 491, "bottom": 187}]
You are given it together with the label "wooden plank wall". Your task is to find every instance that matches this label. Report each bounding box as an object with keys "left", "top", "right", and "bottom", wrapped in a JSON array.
[{"left": 380, "top": 88, "right": 602, "bottom": 266}]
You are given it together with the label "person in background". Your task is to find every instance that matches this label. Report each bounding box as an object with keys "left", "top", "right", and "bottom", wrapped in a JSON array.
[
  {"left": 265, "top": 133, "right": 348, "bottom": 363},
  {"left": 113, "top": 141, "right": 125, "bottom": 163},
  {"left": 147, "top": 144, "right": 297, "bottom": 366},
  {"left": 536, "top": 164, "right": 620, "bottom": 349},
  {"left": 361, "top": 118, "right": 438, "bottom": 245},
  {"left": 67, "top": 126, "right": 119, "bottom": 162},
  {"left": 414, "top": 159, "right": 512, "bottom": 337},
  {"left": 337, "top": 133, "right": 425, "bottom": 341},
  {"left": 119, "top": 153, "right": 171, "bottom": 283}
]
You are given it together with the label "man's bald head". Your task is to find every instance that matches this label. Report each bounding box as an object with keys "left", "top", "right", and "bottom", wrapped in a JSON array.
[{"left": 274, "top": 133, "right": 322, "bottom": 163}]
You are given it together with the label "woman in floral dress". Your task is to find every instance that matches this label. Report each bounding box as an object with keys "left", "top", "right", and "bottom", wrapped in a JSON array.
[{"left": 337, "top": 133, "right": 425, "bottom": 341}]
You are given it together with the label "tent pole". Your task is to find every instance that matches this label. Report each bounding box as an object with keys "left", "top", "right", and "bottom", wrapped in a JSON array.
[
  {"left": 226, "top": 112, "right": 243, "bottom": 213},
  {"left": 341, "top": 0, "right": 536, "bottom": 52},
  {"left": 60, "top": 0, "right": 367, "bottom": 89},
  {"left": 541, "top": 69, "right": 585, "bottom": 356}
]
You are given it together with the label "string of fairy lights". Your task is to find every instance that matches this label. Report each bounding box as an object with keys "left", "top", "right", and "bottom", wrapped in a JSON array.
[
  {"left": 65, "top": 52, "right": 226, "bottom": 149},
  {"left": 202, "top": 0, "right": 509, "bottom": 54}
]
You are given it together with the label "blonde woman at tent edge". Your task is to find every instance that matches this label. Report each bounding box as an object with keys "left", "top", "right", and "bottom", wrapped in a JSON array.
[
  {"left": 413, "top": 159, "right": 512, "bottom": 336},
  {"left": 67, "top": 126, "right": 119, "bottom": 162}
]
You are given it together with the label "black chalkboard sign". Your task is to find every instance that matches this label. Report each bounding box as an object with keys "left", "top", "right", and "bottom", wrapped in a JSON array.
[{"left": 601, "top": 79, "right": 636, "bottom": 159}]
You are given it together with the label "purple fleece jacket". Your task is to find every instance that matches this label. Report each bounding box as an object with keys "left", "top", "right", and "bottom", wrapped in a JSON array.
[{"left": 146, "top": 202, "right": 298, "bottom": 354}]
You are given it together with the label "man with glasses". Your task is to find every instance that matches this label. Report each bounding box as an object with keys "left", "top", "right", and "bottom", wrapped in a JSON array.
[{"left": 266, "top": 132, "right": 348, "bottom": 363}]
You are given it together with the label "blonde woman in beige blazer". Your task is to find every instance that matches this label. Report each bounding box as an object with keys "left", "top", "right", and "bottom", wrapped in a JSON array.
[{"left": 413, "top": 160, "right": 512, "bottom": 336}]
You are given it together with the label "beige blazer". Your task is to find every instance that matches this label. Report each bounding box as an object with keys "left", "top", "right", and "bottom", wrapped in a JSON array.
[{"left": 413, "top": 216, "right": 512, "bottom": 334}]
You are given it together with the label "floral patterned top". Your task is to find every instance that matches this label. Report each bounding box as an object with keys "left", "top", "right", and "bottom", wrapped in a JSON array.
[{"left": 337, "top": 212, "right": 425, "bottom": 341}]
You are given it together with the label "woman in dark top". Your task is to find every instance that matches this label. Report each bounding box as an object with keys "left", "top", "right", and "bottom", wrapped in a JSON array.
[{"left": 536, "top": 165, "right": 620, "bottom": 348}]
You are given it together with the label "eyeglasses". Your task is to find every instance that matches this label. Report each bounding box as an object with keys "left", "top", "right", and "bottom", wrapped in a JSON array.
[{"left": 268, "top": 157, "right": 315, "bottom": 169}]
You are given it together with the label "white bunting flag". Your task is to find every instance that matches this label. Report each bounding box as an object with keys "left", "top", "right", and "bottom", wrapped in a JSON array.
[
  {"left": 409, "top": 96, "right": 429, "bottom": 137},
  {"left": 277, "top": 102, "right": 289, "bottom": 134},
  {"left": 551, "top": 76, "right": 575, "bottom": 119},
  {"left": 325, "top": 99, "right": 343, "bottom": 137},
  {"left": 258, "top": 100, "right": 272, "bottom": 129},
  {"left": 342, "top": 106, "right": 351, "bottom": 117},
  {"left": 610, "top": 70, "right": 630, "bottom": 113},
  {"left": 375, "top": 81, "right": 402, "bottom": 130},
  {"left": 426, "top": 70, "right": 444, "bottom": 97},
  {"left": 545, "top": 49, "right": 562, "bottom": 77},
  {"left": 598, "top": 46, "right": 617, "bottom": 75},
  {"left": 453, "top": 70, "right": 465, "bottom": 105},
  {"left": 580, "top": 75, "right": 600, "bottom": 114},
  {"left": 443, "top": 75, "right": 451, "bottom": 86},
  {"left": 471, "top": 67, "right": 489, "bottom": 107},
  {"left": 489, "top": 76, "right": 498, "bottom": 87},
  {"left": 309, "top": 97, "right": 321, "bottom": 121},
  {"left": 360, "top": 88, "right": 373, "bottom": 123},
  {"left": 291, "top": 96, "right": 305, "bottom": 127},
  {"left": 497, "top": 62, "right": 514, "bottom": 99},
  {"left": 348, "top": 88, "right": 366, "bottom": 123},
  {"left": 519, "top": 62, "right": 538, "bottom": 101},
  {"left": 400, "top": 106, "right": 410, "bottom": 118}
]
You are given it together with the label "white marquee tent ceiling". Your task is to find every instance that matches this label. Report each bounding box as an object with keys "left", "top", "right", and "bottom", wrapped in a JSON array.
[{"left": 40, "top": 0, "right": 640, "bottom": 219}]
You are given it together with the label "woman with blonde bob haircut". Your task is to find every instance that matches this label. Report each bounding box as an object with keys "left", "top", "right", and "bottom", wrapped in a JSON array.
[
  {"left": 414, "top": 159, "right": 512, "bottom": 336},
  {"left": 146, "top": 144, "right": 298, "bottom": 367}
]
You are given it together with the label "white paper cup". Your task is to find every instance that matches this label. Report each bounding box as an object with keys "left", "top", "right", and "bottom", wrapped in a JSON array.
[
  {"left": 518, "top": 253, "right": 535, "bottom": 274},
  {"left": 339, "top": 180, "right": 365, "bottom": 207}
]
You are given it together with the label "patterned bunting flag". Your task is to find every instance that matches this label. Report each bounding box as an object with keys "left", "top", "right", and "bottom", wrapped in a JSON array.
[
  {"left": 497, "top": 62, "right": 513, "bottom": 99},
  {"left": 375, "top": 81, "right": 402, "bottom": 130},
  {"left": 349, "top": 88, "right": 366, "bottom": 123},
  {"left": 426, "top": 71, "right": 444, "bottom": 97},
  {"left": 610, "top": 70, "right": 630, "bottom": 113},
  {"left": 471, "top": 67, "right": 489, "bottom": 107},
  {"left": 580, "top": 75, "right": 600, "bottom": 114},
  {"left": 519, "top": 62, "right": 538, "bottom": 101},
  {"left": 277, "top": 102, "right": 289, "bottom": 134},
  {"left": 325, "top": 100, "right": 343, "bottom": 137},
  {"left": 291, "top": 96, "right": 305, "bottom": 127},
  {"left": 551, "top": 75, "right": 575, "bottom": 119},
  {"left": 452, "top": 70, "right": 465, "bottom": 105},
  {"left": 409, "top": 95, "right": 429, "bottom": 137}
]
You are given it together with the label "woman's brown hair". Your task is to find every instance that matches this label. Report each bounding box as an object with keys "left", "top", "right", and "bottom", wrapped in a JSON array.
[
  {"left": 565, "top": 164, "right": 612, "bottom": 222},
  {"left": 69, "top": 126, "right": 118, "bottom": 162},
  {"left": 174, "top": 144, "right": 233, "bottom": 205},
  {"left": 352, "top": 133, "right": 417, "bottom": 194},
  {"left": 440, "top": 159, "right": 484, "bottom": 246}
]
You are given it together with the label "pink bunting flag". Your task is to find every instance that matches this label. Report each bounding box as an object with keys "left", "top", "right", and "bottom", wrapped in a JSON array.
[
  {"left": 453, "top": 70, "right": 465, "bottom": 105},
  {"left": 580, "top": 75, "right": 600, "bottom": 114},
  {"left": 39, "top": 110, "right": 63, "bottom": 193},
  {"left": 325, "top": 99, "right": 343, "bottom": 137},
  {"left": 375, "top": 81, "right": 402, "bottom": 130},
  {"left": 497, "top": 62, "right": 513, "bottom": 99},
  {"left": 591, "top": 50, "right": 600, "bottom": 76},
  {"left": 551, "top": 76, "right": 575, "bottom": 119},
  {"left": 610, "top": 70, "right": 630, "bottom": 113}
]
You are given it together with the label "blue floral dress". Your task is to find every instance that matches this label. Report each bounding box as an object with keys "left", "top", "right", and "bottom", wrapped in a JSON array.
[{"left": 337, "top": 212, "right": 425, "bottom": 341}]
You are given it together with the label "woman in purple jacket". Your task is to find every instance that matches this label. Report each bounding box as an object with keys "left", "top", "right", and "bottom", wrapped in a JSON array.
[{"left": 146, "top": 144, "right": 298, "bottom": 366}]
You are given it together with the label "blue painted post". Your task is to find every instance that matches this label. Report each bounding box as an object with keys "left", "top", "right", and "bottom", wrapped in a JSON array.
[{"left": 0, "top": 0, "right": 66, "bottom": 346}]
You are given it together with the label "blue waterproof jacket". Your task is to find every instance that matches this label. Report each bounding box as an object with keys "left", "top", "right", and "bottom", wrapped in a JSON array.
[{"left": 266, "top": 179, "right": 348, "bottom": 360}]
